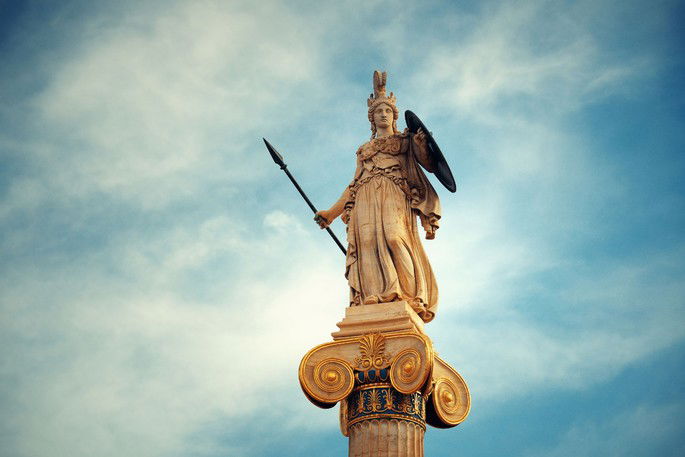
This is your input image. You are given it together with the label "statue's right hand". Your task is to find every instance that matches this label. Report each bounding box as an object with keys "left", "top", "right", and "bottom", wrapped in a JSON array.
[{"left": 314, "top": 210, "right": 331, "bottom": 229}]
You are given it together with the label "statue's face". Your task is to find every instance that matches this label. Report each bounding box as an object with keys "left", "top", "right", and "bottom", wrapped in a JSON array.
[{"left": 372, "top": 103, "right": 394, "bottom": 129}]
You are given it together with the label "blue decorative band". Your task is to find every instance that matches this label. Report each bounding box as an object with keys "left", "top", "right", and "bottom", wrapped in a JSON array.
[
  {"left": 347, "top": 383, "right": 426, "bottom": 429},
  {"left": 355, "top": 367, "right": 389, "bottom": 384}
]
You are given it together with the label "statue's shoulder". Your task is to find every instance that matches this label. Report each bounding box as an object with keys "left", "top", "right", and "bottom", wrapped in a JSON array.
[{"left": 356, "top": 141, "right": 372, "bottom": 155}]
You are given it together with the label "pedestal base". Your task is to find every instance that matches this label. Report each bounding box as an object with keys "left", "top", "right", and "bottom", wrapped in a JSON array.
[{"left": 332, "top": 301, "right": 425, "bottom": 340}]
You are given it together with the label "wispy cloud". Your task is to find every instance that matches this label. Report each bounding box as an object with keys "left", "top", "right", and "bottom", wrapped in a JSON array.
[
  {"left": 6, "top": 1, "right": 329, "bottom": 213},
  {"left": 1, "top": 207, "right": 345, "bottom": 456},
  {"left": 1, "top": 1, "right": 683, "bottom": 456},
  {"left": 398, "top": 0, "right": 684, "bottom": 409},
  {"left": 410, "top": 0, "right": 647, "bottom": 122},
  {"left": 523, "top": 403, "right": 685, "bottom": 457}
]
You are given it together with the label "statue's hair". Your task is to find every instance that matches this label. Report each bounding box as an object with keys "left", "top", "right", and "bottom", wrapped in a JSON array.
[{"left": 367, "top": 70, "right": 398, "bottom": 139}]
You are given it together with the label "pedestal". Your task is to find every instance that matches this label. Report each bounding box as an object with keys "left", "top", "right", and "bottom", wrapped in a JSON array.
[{"left": 298, "top": 302, "right": 470, "bottom": 456}]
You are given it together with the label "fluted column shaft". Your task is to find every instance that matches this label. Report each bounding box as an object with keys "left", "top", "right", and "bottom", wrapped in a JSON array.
[{"left": 349, "top": 419, "right": 424, "bottom": 457}]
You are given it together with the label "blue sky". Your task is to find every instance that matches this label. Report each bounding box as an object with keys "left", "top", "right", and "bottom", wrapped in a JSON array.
[{"left": 1, "top": 0, "right": 684, "bottom": 456}]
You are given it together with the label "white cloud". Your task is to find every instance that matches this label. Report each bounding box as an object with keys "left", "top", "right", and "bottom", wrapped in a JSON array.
[
  {"left": 427, "top": 191, "right": 685, "bottom": 405},
  {"left": 407, "top": 0, "right": 644, "bottom": 123},
  {"left": 0, "top": 2, "right": 350, "bottom": 454},
  {"left": 21, "top": 1, "right": 330, "bottom": 211},
  {"left": 264, "top": 210, "right": 304, "bottom": 232},
  {"left": 0, "top": 207, "right": 346, "bottom": 457}
]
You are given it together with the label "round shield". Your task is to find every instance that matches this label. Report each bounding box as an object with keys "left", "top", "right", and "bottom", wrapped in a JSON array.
[{"left": 405, "top": 110, "right": 456, "bottom": 193}]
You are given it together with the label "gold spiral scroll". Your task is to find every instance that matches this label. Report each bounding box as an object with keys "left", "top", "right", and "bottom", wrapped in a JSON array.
[
  {"left": 299, "top": 338, "right": 361, "bottom": 408},
  {"left": 429, "top": 376, "right": 470, "bottom": 427},
  {"left": 390, "top": 348, "right": 430, "bottom": 394},
  {"left": 304, "top": 358, "right": 354, "bottom": 405}
]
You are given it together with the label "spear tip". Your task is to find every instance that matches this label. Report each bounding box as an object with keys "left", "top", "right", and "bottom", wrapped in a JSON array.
[{"left": 263, "top": 137, "right": 286, "bottom": 168}]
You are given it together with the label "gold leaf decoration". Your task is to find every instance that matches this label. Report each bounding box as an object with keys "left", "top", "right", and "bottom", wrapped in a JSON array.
[{"left": 354, "top": 333, "right": 391, "bottom": 370}]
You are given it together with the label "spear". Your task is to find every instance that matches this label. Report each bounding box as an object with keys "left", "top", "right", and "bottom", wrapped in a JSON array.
[{"left": 263, "top": 138, "right": 347, "bottom": 255}]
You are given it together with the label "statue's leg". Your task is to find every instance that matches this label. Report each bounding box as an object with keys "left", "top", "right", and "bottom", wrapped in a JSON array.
[
  {"left": 381, "top": 184, "right": 417, "bottom": 301},
  {"left": 354, "top": 185, "right": 384, "bottom": 302}
]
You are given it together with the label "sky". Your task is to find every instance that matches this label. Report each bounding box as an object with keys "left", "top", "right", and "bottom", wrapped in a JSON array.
[{"left": 1, "top": 0, "right": 684, "bottom": 456}]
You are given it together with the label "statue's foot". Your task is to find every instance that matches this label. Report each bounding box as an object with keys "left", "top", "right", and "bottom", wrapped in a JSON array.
[
  {"left": 408, "top": 297, "right": 426, "bottom": 313},
  {"left": 363, "top": 295, "right": 380, "bottom": 305}
]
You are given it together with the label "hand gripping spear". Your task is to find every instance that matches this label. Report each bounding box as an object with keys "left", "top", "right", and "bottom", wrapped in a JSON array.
[{"left": 263, "top": 138, "right": 347, "bottom": 255}]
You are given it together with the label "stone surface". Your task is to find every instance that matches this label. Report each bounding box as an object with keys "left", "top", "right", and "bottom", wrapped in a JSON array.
[
  {"left": 349, "top": 419, "right": 425, "bottom": 457},
  {"left": 332, "top": 301, "right": 425, "bottom": 340}
]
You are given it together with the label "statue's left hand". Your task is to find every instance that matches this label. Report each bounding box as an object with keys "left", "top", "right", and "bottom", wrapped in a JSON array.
[{"left": 413, "top": 128, "right": 428, "bottom": 150}]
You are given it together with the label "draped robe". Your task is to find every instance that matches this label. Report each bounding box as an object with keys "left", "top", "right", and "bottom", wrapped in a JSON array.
[{"left": 343, "top": 132, "right": 441, "bottom": 323}]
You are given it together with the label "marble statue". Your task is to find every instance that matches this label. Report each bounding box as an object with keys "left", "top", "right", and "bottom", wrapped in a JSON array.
[{"left": 315, "top": 71, "right": 441, "bottom": 323}]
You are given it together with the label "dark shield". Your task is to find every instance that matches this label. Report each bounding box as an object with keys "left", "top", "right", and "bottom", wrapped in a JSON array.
[{"left": 404, "top": 110, "right": 456, "bottom": 193}]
